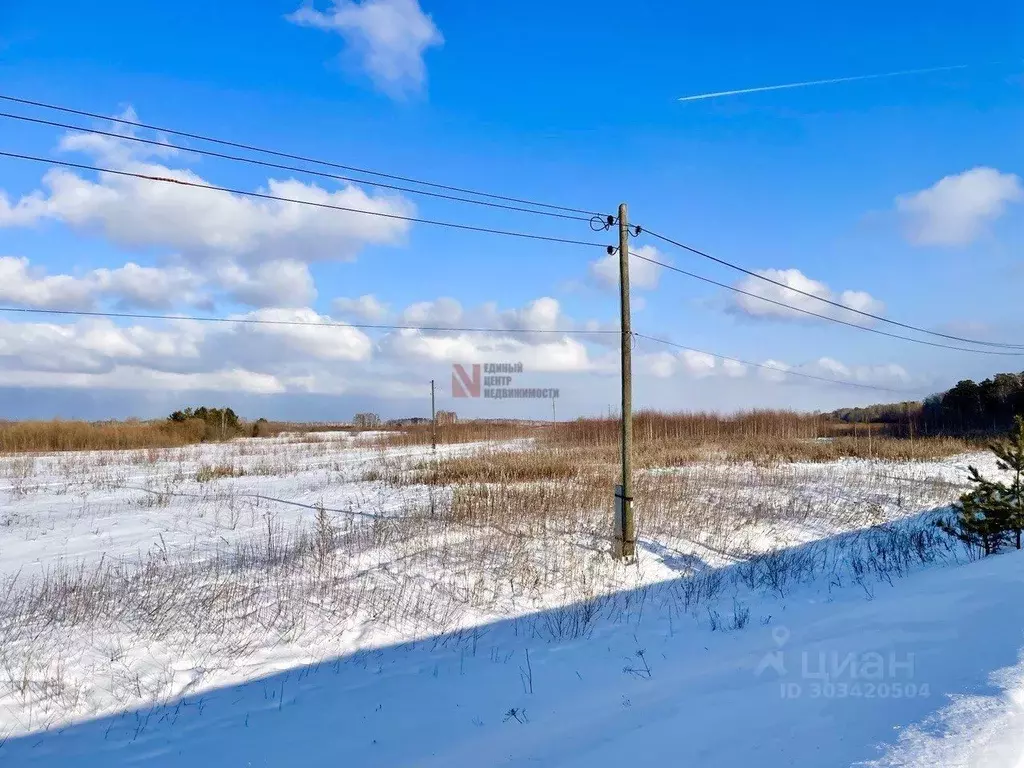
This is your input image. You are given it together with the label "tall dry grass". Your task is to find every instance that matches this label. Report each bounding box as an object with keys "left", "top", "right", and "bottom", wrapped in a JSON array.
[{"left": 0, "top": 419, "right": 208, "bottom": 454}]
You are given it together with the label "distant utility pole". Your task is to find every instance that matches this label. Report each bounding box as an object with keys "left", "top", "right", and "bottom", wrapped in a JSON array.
[
  {"left": 615, "top": 202, "right": 635, "bottom": 560},
  {"left": 431, "top": 379, "right": 437, "bottom": 451},
  {"left": 551, "top": 395, "right": 556, "bottom": 423}
]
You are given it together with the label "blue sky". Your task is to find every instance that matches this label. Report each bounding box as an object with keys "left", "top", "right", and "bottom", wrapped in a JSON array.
[{"left": 0, "top": 0, "right": 1021, "bottom": 420}]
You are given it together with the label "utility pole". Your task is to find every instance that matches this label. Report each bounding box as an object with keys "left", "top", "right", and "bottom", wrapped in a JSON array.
[
  {"left": 431, "top": 379, "right": 437, "bottom": 451},
  {"left": 551, "top": 395, "right": 556, "bottom": 423},
  {"left": 614, "top": 202, "right": 635, "bottom": 559}
]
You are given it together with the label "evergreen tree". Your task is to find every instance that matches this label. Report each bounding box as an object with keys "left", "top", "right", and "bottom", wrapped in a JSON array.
[
  {"left": 939, "top": 416, "right": 1024, "bottom": 554},
  {"left": 991, "top": 415, "right": 1024, "bottom": 549}
]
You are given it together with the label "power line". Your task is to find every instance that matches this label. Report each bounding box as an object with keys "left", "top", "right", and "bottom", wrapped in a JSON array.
[
  {"left": 0, "top": 92, "right": 603, "bottom": 217},
  {"left": 0, "top": 110, "right": 596, "bottom": 222},
  {"left": 0, "top": 305, "right": 621, "bottom": 336},
  {"left": 628, "top": 250, "right": 1024, "bottom": 357},
  {"left": 0, "top": 149, "right": 610, "bottom": 250},
  {"left": 634, "top": 332, "right": 922, "bottom": 394},
  {"left": 642, "top": 228, "right": 1024, "bottom": 350},
  {"left": 0, "top": 306, "right": 918, "bottom": 394}
]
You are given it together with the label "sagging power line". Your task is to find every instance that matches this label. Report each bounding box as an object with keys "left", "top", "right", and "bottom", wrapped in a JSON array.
[
  {"left": 0, "top": 92, "right": 604, "bottom": 217},
  {"left": 0, "top": 305, "right": 621, "bottom": 337},
  {"left": 642, "top": 228, "right": 1024, "bottom": 351},
  {"left": 0, "top": 150, "right": 609, "bottom": 250},
  {"left": 0, "top": 110, "right": 598, "bottom": 222},
  {"left": 628, "top": 250, "right": 1024, "bottom": 357}
]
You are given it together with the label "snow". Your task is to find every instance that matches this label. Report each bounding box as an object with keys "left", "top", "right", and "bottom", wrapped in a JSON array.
[
  {"left": 4, "top": 541, "right": 1022, "bottom": 766},
  {"left": 0, "top": 437, "right": 1021, "bottom": 766},
  {"left": 0, "top": 434, "right": 501, "bottom": 578}
]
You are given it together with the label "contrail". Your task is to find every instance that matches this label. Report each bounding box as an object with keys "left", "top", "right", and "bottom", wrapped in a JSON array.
[{"left": 677, "top": 64, "right": 971, "bottom": 102}]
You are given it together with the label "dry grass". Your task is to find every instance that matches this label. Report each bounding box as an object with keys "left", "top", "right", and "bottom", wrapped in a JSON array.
[
  {"left": 0, "top": 419, "right": 211, "bottom": 454},
  {"left": 0, "top": 426, "right": 977, "bottom": 731}
]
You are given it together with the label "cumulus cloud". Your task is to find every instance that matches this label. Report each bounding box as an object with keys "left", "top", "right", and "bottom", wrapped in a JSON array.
[
  {"left": 0, "top": 111, "right": 418, "bottom": 311},
  {"left": 802, "top": 357, "right": 910, "bottom": 387},
  {"left": 758, "top": 360, "right": 791, "bottom": 383},
  {"left": 381, "top": 329, "right": 595, "bottom": 373},
  {"left": 896, "top": 167, "right": 1023, "bottom": 246},
  {"left": 399, "top": 297, "right": 463, "bottom": 326},
  {"left": 7, "top": 167, "right": 412, "bottom": 264},
  {"left": 229, "top": 308, "right": 373, "bottom": 362},
  {"left": 0, "top": 256, "right": 206, "bottom": 311},
  {"left": 0, "top": 305, "right": 371, "bottom": 385},
  {"left": 641, "top": 351, "right": 677, "bottom": 379},
  {"left": 636, "top": 345, "right": 749, "bottom": 381},
  {"left": 589, "top": 244, "right": 667, "bottom": 291},
  {"left": 681, "top": 350, "right": 716, "bottom": 377},
  {"left": 333, "top": 294, "right": 389, "bottom": 321},
  {"left": 0, "top": 317, "right": 204, "bottom": 375},
  {"left": 0, "top": 257, "right": 97, "bottom": 309},
  {"left": 214, "top": 260, "right": 316, "bottom": 308},
  {"left": 287, "top": 0, "right": 443, "bottom": 98},
  {"left": 731, "top": 268, "right": 885, "bottom": 323},
  {"left": 754, "top": 357, "right": 910, "bottom": 388},
  {"left": 0, "top": 111, "right": 413, "bottom": 263}
]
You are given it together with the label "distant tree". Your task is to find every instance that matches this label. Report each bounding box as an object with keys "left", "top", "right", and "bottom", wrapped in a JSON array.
[
  {"left": 943, "top": 379, "right": 983, "bottom": 431},
  {"left": 353, "top": 412, "right": 381, "bottom": 428},
  {"left": 938, "top": 416, "right": 1024, "bottom": 554},
  {"left": 167, "top": 406, "right": 241, "bottom": 440}
]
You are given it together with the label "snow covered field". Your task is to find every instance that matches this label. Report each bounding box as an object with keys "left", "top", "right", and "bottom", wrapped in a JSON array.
[{"left": 0, "top": 434, "right": 1021, "bottom": 766}]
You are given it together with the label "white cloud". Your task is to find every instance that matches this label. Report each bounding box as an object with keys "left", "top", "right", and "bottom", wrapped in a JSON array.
[
  {"left": 896, "top": 167, "right": 1023, "bottom": 246},
  {"left": 589, "top": 245, "right": 667, "bottom": 291},
  {"left": 731, "top": 268, "right": 885, "bottom": 323},
  {"left": 333, "top": 294, "right": 389, "bottom": 321},
  {"left": 753, "top": 356, "right": 910, "bottom": 388},
  {"left": 232, "top": 307, "right": 373, "bottom": 362},
  {"left": 0, "top": 318, "right": 203, "bottom": 375},
  {"left": 803, "top": 357, "right": 910, "bottom": 386},
  {"left": 721, "top": 359, "right": 747, "bottom": 378},
  {"left": 1, "top": 113, "right": 414, "bottom": 269},
  {"left": 0, "top": 256, "right": 96, "bottom": 309},
  {"left": 287, "top": 0, "right": 443, "bottom": 98},
  {"left": 9, "top": 167, "right": 412, "bottom": 264},
  {"left": 758, "top": 360, "right": 791, "bottom": 383},
  {"left": 641, "top": 351, "right": 677, "bottom": 379},
  {"left": 681, "top": 349, "right": 716, "bottom": 377},
  {"left": 57, "top": 106, "right": 179, "bottom": 167},
  {"left": 0, "top": 365, "right": 287, "bottom": 395},
  {"left": 484, "top": 296, "right": 564, "bottom": 334},
  {"left": 400, "top": 297, "right": 463, "bottom": 326},
  {"left": 0, "top": 113, "right": 420, "bottom": 310},
  {"left": 214, "top": 260, "right": 316, "bottom": 308},
  {"left": 91, "top": 263, "right": 207, "bottom": 309},
  {"left": 0, "top": 256, "right": 207, "bottom": 311},
  {"left": 636, "top": 346, "right": 750, "bottom": 381},
  {"left": 380, "top": 329, "right": 595, "bottom": 373}
]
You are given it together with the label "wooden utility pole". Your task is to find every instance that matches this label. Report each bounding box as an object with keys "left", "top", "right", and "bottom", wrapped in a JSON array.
[
  {"left": 431, "top": 379, "right": 437, "bottom": 451},
  {"left": 551, "top": 395, "right": 556, "bottom": 423},
  {"left": 615, "top": 202, "right": 635, "bottom": 559}
]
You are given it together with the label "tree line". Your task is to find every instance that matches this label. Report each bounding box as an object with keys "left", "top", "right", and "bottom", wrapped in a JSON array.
[{"left": 832, "top": 371, "right": 1024, "bottom": 436}]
